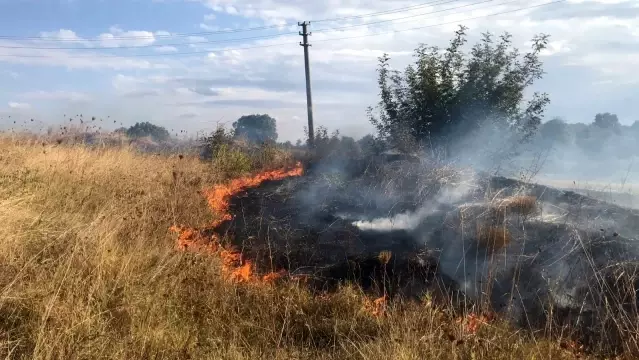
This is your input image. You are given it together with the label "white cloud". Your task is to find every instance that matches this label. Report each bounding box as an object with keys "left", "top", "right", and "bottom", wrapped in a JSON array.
[
  {"left": 17, "top": 90, "right": 92, "bottom": 103},
  {"left": 1, "top": 70, "right": 19, "bottom": 78},
  {"left": 204, "top": 13, "right": 217, "bottom": 20},
  {"left": 40, "top": 29, "right": 86, "bottom": 43},
  {"left": 0, "top": 37, "right": 169, "bottom": 70},
  {"left": 155, "top": 45, "right": 179, "bottom": 53},
  {"left": 8, "top": 102, "right": 31, "bottom": 110},
  {"left": 112, "top": 74, "right": 145, "bottom": 93},
  {"left": 97, "top": 26, "right": 156, "bottom": 47},
  {"left": 200, "top": 23, "right": 219, "bottom": 31},
  {"left": 187, "top": 36, "right": 208, "bottom": 43}
]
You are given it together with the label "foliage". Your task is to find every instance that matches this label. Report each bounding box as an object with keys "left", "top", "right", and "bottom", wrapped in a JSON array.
[
  {"left": 212, "top": 143, "right": 253, "bottom": 178},
  {"left": 531, "top": 112, "right": 634, "bottom": 155},
  {"left": 232, "top": 114, "right": 278, "bottom": 144},
  {"left": 368, "top": 26, "right": 550, "bottom": 154},
  {"left": 198, "top": 126, "right": 234, "bottom": 161},
  {"left": 198, "top": 126, "right": 292, "bottom": 176},
  {"left": 357, "top": 134, "right": 384, "bottom": 156},
  {"left": 126, "top": 121, "right": 171, "bottom": 142},
  {"left": 593, "top": 112, "right": 621, "bottom": 131},
  {"left": 302, "top": 126, "right": 384, "bottom": 164},
  {"left": 281, "top": 140, "right": 293, "bottom": 149},
  {"left": 538, "top": 117, "right": 569, "bottom": 145}
]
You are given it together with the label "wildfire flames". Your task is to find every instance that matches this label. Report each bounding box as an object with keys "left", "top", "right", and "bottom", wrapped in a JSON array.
[
  {"left": 168, "top": 161, "right": 505, "bottom": 322},
  {"left": 170, "top": 162, "right": 304, "bottom": 284},
  {"left": 456, "top": 312, "right": 494, "bottom": 335}
]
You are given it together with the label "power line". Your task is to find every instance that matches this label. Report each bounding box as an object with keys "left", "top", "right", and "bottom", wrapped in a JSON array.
[
  {"left": 0, "top": 32, "right": 299, "bottom": 50},
  {"left": 0, "top": 42, "right": 291, "bottom": 58},
  {"left": 0, "top": 0, "right": 519, "bottom": 51},
  {"left": 0, "top": 0, "right": 567, "bottom": 59},
  {"left": 0, "top": 0, "right": 465, "bottom": 42},
  {"left": 312, "top": 0, "right": 565, "bottom": 43},
  {"left": 311, "top": 0, "right": 462, "bottom": 23},
  {"left": 312, "top": 0, "right": 499, "bottom": 33}
]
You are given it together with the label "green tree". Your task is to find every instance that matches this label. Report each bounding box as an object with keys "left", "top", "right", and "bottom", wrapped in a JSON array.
[
  {"left": 592, "top": 112, "right": 621, "bottom": 133},
  {"left": 357, "top": 134, "right": 382, "bottom": 155},
  {"left": 199, "top": 126, "right": 233, "bottom": 160},
  {"left": 232, "top": 114, "right": 278, "bottom": 144},
  {"left": 538, "top": 117, "right": 568, "bottom": 145},
  {"left": 126, "top": 122, "right": 170, "bottom": 142},
  {"left": 368, "top": 26, "right": 550, "bottom": 154}
]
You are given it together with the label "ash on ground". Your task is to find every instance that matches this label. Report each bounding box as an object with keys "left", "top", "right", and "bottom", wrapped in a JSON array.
[{"left": 213, "top": 155, "right": 639, "bottom": 354}]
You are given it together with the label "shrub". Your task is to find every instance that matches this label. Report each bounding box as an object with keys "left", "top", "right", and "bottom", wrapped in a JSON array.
[
  {"left": 212, "top": 143, "right": 253, "bottom": 178},
  {"left": 126, "top": 122, "right": 170, "bottom": 142}
]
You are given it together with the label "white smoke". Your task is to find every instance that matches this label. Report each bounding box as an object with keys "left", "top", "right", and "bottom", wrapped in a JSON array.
[{"left": 352, "top": 175, "right": 477, "bottom": 231}]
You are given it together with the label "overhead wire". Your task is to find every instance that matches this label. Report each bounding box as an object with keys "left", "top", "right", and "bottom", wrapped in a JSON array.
[
  {"left": 0, "top": 0, "right": 567, "bottom": 59},
  {"left": 0, "top": 0, "right": 465, "bottom": 42},
  {"left": 0, "top": 0, "right": 532, "bottom": 51},
  {"left": 312, "top": 0, "right": 565, "bottom": 43}
]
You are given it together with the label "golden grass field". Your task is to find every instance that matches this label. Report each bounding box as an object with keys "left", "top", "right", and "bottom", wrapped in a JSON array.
[{"left": 0, "top": 136, "right": 626, "bottom": 359}]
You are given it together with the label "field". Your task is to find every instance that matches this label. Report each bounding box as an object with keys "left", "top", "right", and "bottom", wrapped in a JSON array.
[
  {"left": 0, "top": 135, "right": 631, "bottom": 359},
  {"left": 536, "top": 178, "right": 639, "bottom": 209}
]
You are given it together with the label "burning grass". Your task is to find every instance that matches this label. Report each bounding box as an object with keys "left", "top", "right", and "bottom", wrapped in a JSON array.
[
  {"left": 170, "top": 161, "right": 304, "bottom": 284},
  {"left": 0, "top": 135, "right": 633, "bottom": 359}
]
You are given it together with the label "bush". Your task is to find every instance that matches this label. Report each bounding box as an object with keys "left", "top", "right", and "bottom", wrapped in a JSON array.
[
  {"left": 126, "top": 122, "right": 170, "bottom": 142},
  {"left": 368, "top": 26, "right": 550, "bottom": 155},
  {"left": 232, "top": 114, "right": 278, "bottom": 144},
  {"left": 199, "top": 127, "right": 233, "bottom": 161},
  {"left": 212, "top": 143, "right": 253, "bottom": 178}
]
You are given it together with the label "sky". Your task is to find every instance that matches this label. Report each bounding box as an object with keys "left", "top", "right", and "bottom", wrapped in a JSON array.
[{"left": 0, "top": 0, "right": 638, "bottom": 142}]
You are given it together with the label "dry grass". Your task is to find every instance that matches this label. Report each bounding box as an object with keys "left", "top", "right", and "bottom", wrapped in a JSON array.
[
  {"left": 0, "top": 136, "right": 619, "bottom": 359},
  {"left": 476, "top": 225, "right": 512, "bottom": 254},
  {"left": 487, "top": 195, "right": 538, "bottom": 226},
  {"left": 498, "top": 195, "right": 537, "bottom": 216}
]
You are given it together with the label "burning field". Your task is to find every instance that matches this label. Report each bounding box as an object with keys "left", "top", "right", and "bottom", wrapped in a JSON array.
[{"left": 171, "top": 153, "right": 639, "bottom": 355}]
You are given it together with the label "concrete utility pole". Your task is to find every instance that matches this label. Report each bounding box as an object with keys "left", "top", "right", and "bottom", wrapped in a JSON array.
[{"left": 298, "top": 21, "right": 314, "bottom": 147}]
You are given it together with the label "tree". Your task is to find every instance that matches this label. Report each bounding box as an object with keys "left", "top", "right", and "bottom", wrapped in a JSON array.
[
  {"left": 126, "top": 122, "right": 170, "bottom": 142},
  {"left": 357, "top": 134, "right": 382, "bottom": 155},
  {"left": 232, "top": 114, "right": 278, "bottom": 143},
  {"left": 592, "top": 112, "right": 621, "bottom": 133},
  {"left": 538, "top": 117, "right": 568, "bottom": 145},
  {"left": 199, "top": 126, "right": 233, "bottom": 160},
  {"left": 368, "top": 26, "right": 550, "bottom": 155}
]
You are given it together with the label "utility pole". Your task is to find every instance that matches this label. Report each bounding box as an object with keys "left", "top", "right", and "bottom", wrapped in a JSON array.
[{"left": 298, "top": 21, "right": 314, "bottom": 147}]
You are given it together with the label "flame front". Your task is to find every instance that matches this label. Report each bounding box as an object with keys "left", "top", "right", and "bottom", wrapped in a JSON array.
[{"left": 170, "top": 162, "right": 303, "bottom": 283}]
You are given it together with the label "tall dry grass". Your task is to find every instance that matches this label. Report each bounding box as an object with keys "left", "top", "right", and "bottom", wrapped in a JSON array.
[{"left": 0, "top": 136, "right": 607, "bottom": 359}]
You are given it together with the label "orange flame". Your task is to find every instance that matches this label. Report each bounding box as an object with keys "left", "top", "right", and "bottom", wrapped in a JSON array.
[
  {"left": 456, "top": 312, "right": 494, "bottom": 335},
  {"left": 204, "top": 163, "right": 303, "bottom": 225},
  {"left": 170, "top": 162, "right": 304, "bottom": 284},
  {"left": 262, "top": 269, "right": 288, "bottom": 283},
  {"left": 229, "top": 261, "right": 253, "bottom": 283},
  {"left": 363, "top": 295, "right": 388, "bottom": 317}
]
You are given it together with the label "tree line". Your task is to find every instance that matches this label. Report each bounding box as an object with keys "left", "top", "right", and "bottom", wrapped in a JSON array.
[{"left": 126, "top": 26, "right": 639, "bottom": 165}]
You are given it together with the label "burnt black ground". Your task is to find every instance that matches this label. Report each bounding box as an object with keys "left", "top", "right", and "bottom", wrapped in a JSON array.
[{"left": 210, "top": 157, "right": 639, "bottom": 355}]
